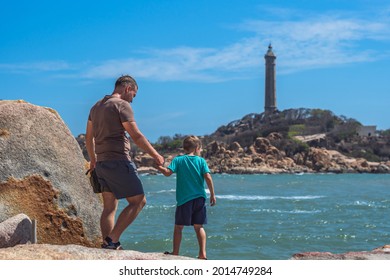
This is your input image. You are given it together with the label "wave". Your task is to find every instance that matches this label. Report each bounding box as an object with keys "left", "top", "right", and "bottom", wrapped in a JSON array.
[
  {"left": 216, "top": 194, "right": 325, "bottom": 201},
  {"left": 147, "top": 189, "right": 176, "bottom": 194},
  {"left": 144, "top": 204, "right": 175, "bottom": 209},
  {"left": 155, "top": 189, "right": 176, "bottom": 194},
  {"left": 251, "top": 208, "right": 322, "bottom": 214}
]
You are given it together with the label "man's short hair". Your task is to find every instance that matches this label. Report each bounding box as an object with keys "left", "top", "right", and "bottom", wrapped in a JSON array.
[
  {"left": 183, "top": 135, "right": 202, "bottom": 152},
  {"left": 115, "top": 75, "right": 138, "bottom": 90}
]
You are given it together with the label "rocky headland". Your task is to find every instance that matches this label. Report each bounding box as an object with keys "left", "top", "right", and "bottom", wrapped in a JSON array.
[
  {"left": 201, "top": 134, "right": 390, "bottom": 174},
  {"left": 78, "top": 108, "right": 390, "bottom": 175}
]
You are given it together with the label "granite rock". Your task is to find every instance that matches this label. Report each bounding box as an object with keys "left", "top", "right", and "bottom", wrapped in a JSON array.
[
  {"left": 0, "top": 100, "right": 102, "bottom": 247},
  {"left": 0, "top": 244, "right": 194, "bottom": 260},
  {"left": 292, "top": 245, "right": 390, "bottom": 260},
  {"left": 0, "top": 213, "right": 32, "bottom": 248}
]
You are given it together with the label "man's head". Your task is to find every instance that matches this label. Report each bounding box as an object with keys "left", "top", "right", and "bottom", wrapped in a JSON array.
[
  {"left": 115, "top": 75, "right": 138, "bottom": 90},
  {"left": 183, "top": 135, "right": 202, "bottom": 154},
  {"left": 114, "top": 75, "right": 138, "bottom": 103}
]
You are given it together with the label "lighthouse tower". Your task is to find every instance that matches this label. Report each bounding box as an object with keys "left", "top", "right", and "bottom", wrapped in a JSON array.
[{"left": 264, "top": 44, "right": 277, "bottom": 117}]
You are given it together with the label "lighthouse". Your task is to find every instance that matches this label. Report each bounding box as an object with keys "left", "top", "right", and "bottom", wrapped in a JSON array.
[{"left": 264, "top": 44, "right": 277, "bottom": 117}]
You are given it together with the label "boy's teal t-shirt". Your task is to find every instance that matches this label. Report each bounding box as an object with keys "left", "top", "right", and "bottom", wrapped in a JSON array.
[{"left": 168, "top": 155, "right": 210, "bottom": 206}]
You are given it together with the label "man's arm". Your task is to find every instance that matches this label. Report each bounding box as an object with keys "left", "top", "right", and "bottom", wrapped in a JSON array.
[
  {"left": 204, "top": 173, "right": 216, "bottom": 206},
  {"left": 122, "top": 120, "right": 164, "bottom": 166},
  {"left": 85, "top": 120, "right": 96, "bottom": 169}
]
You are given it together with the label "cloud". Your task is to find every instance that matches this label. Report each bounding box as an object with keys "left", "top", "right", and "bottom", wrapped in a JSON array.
[
  {"left": 239, "top": 12, "right": 390, "bottom": 72},
  {"left": 77, "top": 10, "right": 390, "bottom": 81},
  {"left": 3, "top": 8, "right": 390, "bottom": 82},
  {"left": 80, "top": 43, "right": 263, "bottom": 82}
]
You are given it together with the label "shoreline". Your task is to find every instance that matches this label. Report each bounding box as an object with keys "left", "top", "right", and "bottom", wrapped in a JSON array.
[{"left": 137, "top": 166, "right": 390, "bottom": 176}]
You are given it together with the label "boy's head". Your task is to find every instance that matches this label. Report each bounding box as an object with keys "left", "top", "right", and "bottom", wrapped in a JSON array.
[{"left": 183, "top": 135, "right": 202, "bottom": 153}]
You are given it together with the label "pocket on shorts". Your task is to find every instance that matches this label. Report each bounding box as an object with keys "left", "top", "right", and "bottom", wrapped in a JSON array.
[
  {"left": 100, "top": 161, "right": 118, "bottom": 170},
  {"left": 126, "top": 161, "right": 138, "bottom": 174}
]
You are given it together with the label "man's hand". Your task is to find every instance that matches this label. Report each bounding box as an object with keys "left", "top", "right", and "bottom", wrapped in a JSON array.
[
  {"left": 154, "top": 154, "right": 164, "bottom": 166},
  {"left": 89, "top": 159, "right": 96, "bottom": 170}
]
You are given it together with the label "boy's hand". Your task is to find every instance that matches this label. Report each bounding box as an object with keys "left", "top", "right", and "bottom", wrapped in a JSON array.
[
  {"left": 210, "top": 195, "right": 216, "bottom": 206},
  {"left": 156, "top": 165, "right": 173, "bottom": 177}
]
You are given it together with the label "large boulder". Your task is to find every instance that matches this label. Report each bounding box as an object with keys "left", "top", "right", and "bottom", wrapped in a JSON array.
[{"left": 0, "top": 100, "right": 102, "bottom": 247}]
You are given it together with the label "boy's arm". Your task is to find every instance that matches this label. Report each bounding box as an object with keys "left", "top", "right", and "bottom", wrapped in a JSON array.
[
  {"left": 204, "top": 173, "right": 216, "bottom": 206},
  {"left": 156, "top": 165, "right": 173, "bottom": 177}
]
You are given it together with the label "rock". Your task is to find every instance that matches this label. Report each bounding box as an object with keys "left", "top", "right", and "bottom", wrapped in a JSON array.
[
  {"left": 206, "top": 141, "right": 220, "bottom": 155},
  {"left": 375, "top": 164, "right": 390, "bottom": 173},
  {"left": 0, "top": 214, "right": 32, "bottom": 248},
  {"left": 267, "top": 132, "right": 283, "bottom": 141},
  {"left": 137, "top": 167, "right": 158, "bottom": 174},
  {"left": 139, "top": 154, "right": 157, "bottom": 166},
  {"left": 254, "top": 137, "right": 271, "bottom": 154},
  {"left": 292, "top": 245, "right": 390, "bottom": 260},
  {"left": 0, "top": 244, "right": 194, "bottom": 260},
  {"left": 0, "top": 100, "right": 102, "bottom": 247},
  {"left": 229, "top": 142, "right": 244, "bottom": 154}
]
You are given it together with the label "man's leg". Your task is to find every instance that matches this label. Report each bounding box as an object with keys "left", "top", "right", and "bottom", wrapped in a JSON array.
[
  {"left": 172, "top": 224, "right": 184, "bottom": 255},
  {"left": 108, "top": 193, "right": 146, "bottom": 243},
  {"left": 194, "top": 224, "right": 207, "bottom": 259},
  {"left": 101, "top": 192, "right": 118, "bottom": 241}
]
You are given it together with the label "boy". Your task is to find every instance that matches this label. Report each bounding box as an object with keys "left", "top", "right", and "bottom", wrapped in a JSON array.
[{"left": 157, "top": 135, "right": 216, "bottom": 259}]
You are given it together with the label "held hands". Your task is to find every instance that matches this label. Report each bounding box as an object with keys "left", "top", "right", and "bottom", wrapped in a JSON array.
[{"left": 154, "top": 154, "right": 165, "bottom": 166}]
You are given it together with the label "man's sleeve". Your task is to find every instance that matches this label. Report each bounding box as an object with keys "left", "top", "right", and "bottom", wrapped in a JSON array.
[{"left": 119, "top": 102, "right": 135, "bottom": 123}]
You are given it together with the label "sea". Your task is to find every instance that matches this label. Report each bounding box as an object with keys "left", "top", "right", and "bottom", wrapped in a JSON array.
[{"left": 117, "top": 173, "right": 390, "bottom": 260}]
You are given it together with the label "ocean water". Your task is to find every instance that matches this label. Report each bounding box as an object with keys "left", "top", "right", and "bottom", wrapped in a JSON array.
[{"left": 116, "top": 173, "right": 390, "bottom": 260}]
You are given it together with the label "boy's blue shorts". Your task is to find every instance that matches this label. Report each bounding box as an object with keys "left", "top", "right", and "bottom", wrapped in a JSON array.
[{"left": 175, "top": 197, "right": 207, "bottom": 226}]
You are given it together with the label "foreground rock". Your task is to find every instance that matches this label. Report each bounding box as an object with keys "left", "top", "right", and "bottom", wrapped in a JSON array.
[
  {"left": 0, "top": 244, "right": 193, "bottom": 260},
  {"left": 0, "top": 100, "right": 102, "bottom": 247},
  {"left": 292, "top": 245, "right": 390, "bottom": 260},
  {"left": 0, "top": 214, "right": 32, "bottom": 248}
]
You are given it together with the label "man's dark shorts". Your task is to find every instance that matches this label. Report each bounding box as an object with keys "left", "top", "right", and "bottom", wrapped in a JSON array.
[
  {"left": 175, "top": 197, "right": 207, "bottom": 226},
  {"left": 95, "top": 160, "right": 144, "bottom": 199}
]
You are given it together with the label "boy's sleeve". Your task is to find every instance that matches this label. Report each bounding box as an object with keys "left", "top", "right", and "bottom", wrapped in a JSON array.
[
  {"left": 202, "top": 158, "right": 211, "bottom": 174},
  {"left": 167, "top": 157, "right": 177, "bottom": 173}
]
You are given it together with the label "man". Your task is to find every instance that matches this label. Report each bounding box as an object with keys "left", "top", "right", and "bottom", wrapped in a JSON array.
[{"left": 86, "top": 75, "right": 164, "bottom": 250}]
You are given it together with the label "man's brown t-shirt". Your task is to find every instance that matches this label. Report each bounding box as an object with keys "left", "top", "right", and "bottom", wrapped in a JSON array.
[{"left": 88, "top": 95, "right": 134, "bottom": 161}]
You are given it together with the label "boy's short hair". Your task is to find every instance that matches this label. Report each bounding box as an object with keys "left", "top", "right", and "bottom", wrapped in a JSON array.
[
  {"left": 183, "top": 135, "right": 202, "bottom": 152},
  {"left": 115, "top": 75, "right": 138, "bottom": 90}
]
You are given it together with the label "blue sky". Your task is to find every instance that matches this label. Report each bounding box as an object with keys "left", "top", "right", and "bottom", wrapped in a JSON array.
[{"left": 1, "top": 0, "right": 390, "bottom": 142}]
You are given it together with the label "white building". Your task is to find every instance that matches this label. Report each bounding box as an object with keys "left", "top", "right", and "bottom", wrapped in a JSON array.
[{"left": 357, "top": 126, "right": 377, "bottom": 137}]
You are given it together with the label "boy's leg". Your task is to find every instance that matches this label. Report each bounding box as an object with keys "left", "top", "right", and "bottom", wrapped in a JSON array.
[
  {"left": 172, "top": 225, "right": 184, "bottom": 255},
  {"left": 194, "top": 224, "right": 207, "bottom": 259}
]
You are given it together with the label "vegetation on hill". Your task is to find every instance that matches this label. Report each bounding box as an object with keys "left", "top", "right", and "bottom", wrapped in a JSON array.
[{"left": 154, "top": 108, "right": 390, "bottom": 162}]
